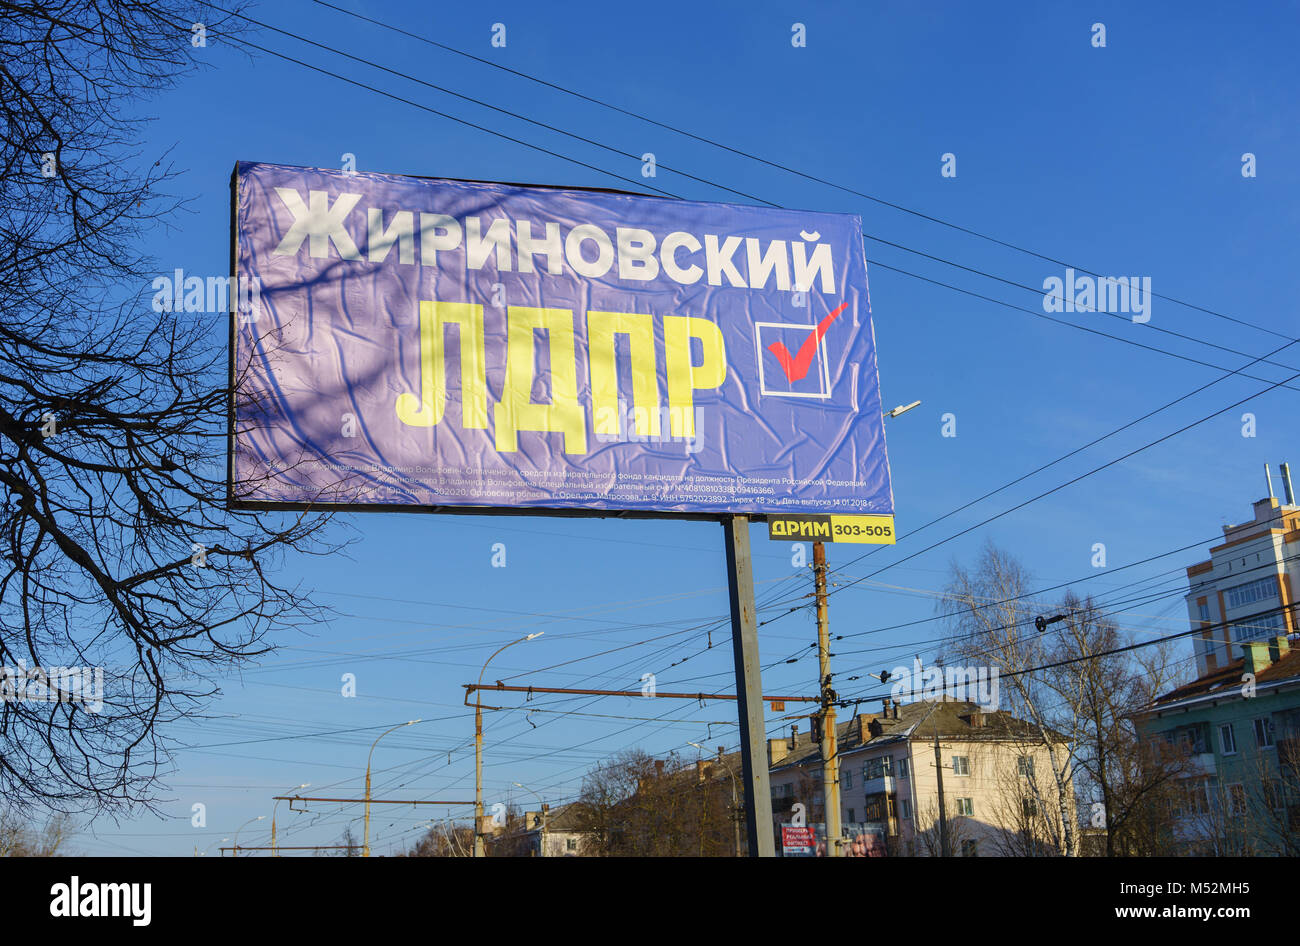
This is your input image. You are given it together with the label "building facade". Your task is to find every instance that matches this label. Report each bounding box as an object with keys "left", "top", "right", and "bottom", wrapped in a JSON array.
[
  {"left": 1133, "top": 636, "right": 1300, "bottom": 854},
  {"left": 1184, "top": 466, "right": 1299, "bottom": 678},
  {"left": 766, "top": 698, "right": 1076, "bottom": 856}
]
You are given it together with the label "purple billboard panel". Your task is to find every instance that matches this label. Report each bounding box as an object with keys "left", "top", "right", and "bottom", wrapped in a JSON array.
[{"left": 230, "top": 162, "right": 893, "bottom": 518}]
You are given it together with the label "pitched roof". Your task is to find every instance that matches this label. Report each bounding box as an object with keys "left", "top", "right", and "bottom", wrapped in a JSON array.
[
  {"left": 769, "top": 699, "right": 1060, "bottom": 773},
  {"left": 1146, "top": 646, "right": 1300, "bottom": 709}
]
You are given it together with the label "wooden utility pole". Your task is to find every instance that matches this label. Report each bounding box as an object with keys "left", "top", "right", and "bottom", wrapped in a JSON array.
[
  {"left": 933, "top": 722, "right": 951, "bottom": 857},
  {"left": 813, "top": 541, "right": 843, "bottom": 856}
]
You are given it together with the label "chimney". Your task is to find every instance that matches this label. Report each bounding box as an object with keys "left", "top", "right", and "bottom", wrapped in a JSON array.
[
  {"left": 768, "top": 737, "right": 789, "bottom": 765},
  {"left": 882, "top": 697, "right": 892, "bottom": 717},
  {"left": 790, "top": 724, "right": 799, "bottom": 748},
  {"left": 1271, "top": 634, "right": 1291, "bottom": 663},
  {"left": 856, "top": 713, "right": 879, "bottom": 743},
  {"left": 696, "top": 759, "right": 706, "bottom": 781},
  {"left": 893, "top": 700, "right": 901, "bottom": 720},
  {"left": 1266, "top": 463, "right": 1276, "bottom": 499},
  {"left": 1243, "top": 641, "right": 1275, "bottom": 674},
  {"left": 1282, "top": 462, "right": 1296, "bottom": 505},
  {"left": 654, "top": 759, "right": 665, "bottom": 778}
]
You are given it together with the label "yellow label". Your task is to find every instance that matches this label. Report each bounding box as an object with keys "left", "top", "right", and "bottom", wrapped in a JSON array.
[
  {"left": 827, "top": 515, "right": 896, "bottom": 544},
  {"left": 767, "top": 514, "right": 896, "bottom": 544}
]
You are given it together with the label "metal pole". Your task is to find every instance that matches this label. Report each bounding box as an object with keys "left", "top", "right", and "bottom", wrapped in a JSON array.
[
  {"left": 272, "top": 782, "right": 309, "bottom": 858},
  {"left": 474, "top": 699, "right": 485, "bottom": 857},
  {"left": 717, "top": 751, "right": 742, "bottom": 857},
  {"left": 365, "top": 722, "right": 419, "bottom": 857},
  {"left": 813, "top": 540, "right": 843, "bottom": 856},
  {"left": 470, "top": 634, "right": 542, "bottom": 858},
  {"left": 723, "top": 514, "right": 775, "bottom": 857}
]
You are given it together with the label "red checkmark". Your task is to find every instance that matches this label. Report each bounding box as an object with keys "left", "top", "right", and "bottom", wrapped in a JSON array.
[{"left": 766, "top": 302, "right": 849, "bottom": 382}]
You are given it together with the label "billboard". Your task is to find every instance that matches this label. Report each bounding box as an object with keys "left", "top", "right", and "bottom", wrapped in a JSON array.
[
  {"left": 229, "top": 162, "right": 893, "bottom": 518},
  {"left": 779, "top": 822, "right": 888, "bottom": 857}
]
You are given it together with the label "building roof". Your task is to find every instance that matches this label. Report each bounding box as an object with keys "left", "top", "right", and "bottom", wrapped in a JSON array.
[
  {"left": 1145, "top": 646, "right": 1300, "bottom": 711},
  {"left": 769, "top": 699, "right": 1060, "bottom": 774}
]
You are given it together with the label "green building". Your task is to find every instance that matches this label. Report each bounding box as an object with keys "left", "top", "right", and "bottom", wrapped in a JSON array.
[{"left": 1135, "top": 635, "right": 1300, "bottom": 854}]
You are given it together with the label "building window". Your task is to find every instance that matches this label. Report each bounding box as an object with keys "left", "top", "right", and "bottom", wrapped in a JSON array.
[
  {"left": 847, "top": 808, "right": 855, "bottom": 823},
  {"left": 863, "top": 793, "right": 888, "bottom": 821},
  {"left": 900, "top": 798, "right": 912, "bottom": 819},
  {"left": 1198, "top": 602, "right": 1210, "bottom": 622},
  {"left": 843, "top": 768, "right": 853, "bottom": 790},
  {"left": 1165, "top": 724, "right": 1209, "bottom": 756},
  {"left": 1228, "top": 784, "right": 1246, "bottom": 817},
  {"left": 896, "top": 757, "right": 909, "bottom": 778},
  {"left": 956, "top": 797, "right": 974, "bottom": 816},
  {"left": 566, "top": 838, "right": 577, "bottom": 851},
  {"left": 1263, "top": 778, "right": 1285, "bottom": 811},
  {"left": 1230, "top": 610, "right": 1286, "bottom": 643},
  {"left": 864, "top": 755, "right": 892, "bottom": 780},
  {"left": 952, "top": 755, "right": 970, "bottom": 776},
  {"left": 1017, "top": 755, "right": 1034, "bottom": 778},
  {"left": 1224, "top": 577, "right": 1279, "bottom": 610},
  {"left": 1220, "top": 723, "right": 1236, "bottom": 755},
  {"left": 1254, "top": 717, "right": 1275, "bottom": 748},
  {"left": 961, "top": 839, "right": 978, "bottom": 857},
  {"left": 1022, "top": 797, "right": 1039, "bottom": 818}
]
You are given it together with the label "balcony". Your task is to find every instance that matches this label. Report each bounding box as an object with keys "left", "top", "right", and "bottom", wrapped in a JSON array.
[{"left": 862, "top": 774, "right": 895, "bottom": 795}]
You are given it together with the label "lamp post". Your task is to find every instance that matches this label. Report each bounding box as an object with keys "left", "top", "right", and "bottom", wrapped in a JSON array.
[
  {"left": 473, "top": 632, "right": 544, "bottom": 858},
  {"left": 199, "top": 837, "right": 229, "bottom": 857},
  {"left": 886, "top": 400, "right": 922, "bottom": 419},
  {"left": 271, "top": 782, "right": 309, "bottom": 857},
  {"left": 813, "top": 397, "right": 921, "bottom": 857},
  {"left": 232, "top": 816, "right": 264, "bottom": 858},
  {"left": 689, "top": 741, "right": 742, "bottom": 856},
  {"left": 364, "top": 720, "right": 421, "bottom": 857},
  {"left": 512, "top": 781, "right": 547, "bottom": 857}
]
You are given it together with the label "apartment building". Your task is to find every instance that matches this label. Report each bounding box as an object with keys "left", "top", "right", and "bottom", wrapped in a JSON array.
[
  {"left": 766, "top": 698, "right": 1075, "bottom": 856},
  {"left": 1184, "top": 465, "right": 1300, "bottom": 677},
  {"left": 1134, "top": 634, "right": 1300, "bottom": 855}
]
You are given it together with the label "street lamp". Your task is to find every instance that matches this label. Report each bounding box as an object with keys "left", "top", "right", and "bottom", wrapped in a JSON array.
[
  {"left": 271, "top": 782, "right": 309, "bottom": 857},
  {"left": 689, "top": 741, "right": 742, "bottom": 856},
  {"left": 199, "top": 837, "right": 228, "bottom": 857},
  {"left": 512, "top": 781, "right": 547, "bottom": 857},
  {"left": 364, "top": 720, "right": 421, "bottom": 857},
  {"left": 886, "top": 400, "right": 922, "bottom": 419},
  {"left": 232, "top": 816, "right": 264, "bottom": 858},
  {"left": 472, "top": 632, "right": 544, "bottom": 858},
  {"left": 806, "top": 397, "right": 918, "bottom": 858}
]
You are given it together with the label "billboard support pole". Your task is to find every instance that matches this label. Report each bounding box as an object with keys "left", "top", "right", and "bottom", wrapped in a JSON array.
[{"left": 723, "top": 514, "right": 775, "bottom": 857}]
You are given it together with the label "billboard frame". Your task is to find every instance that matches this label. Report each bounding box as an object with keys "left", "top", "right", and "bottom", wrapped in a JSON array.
[{"left": 224, "top": 162, "right": 889, "bottom": 525}]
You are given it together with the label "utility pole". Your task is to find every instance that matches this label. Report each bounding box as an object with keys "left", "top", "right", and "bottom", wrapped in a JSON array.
[
  {"left": 933, "top": 722, "right": 950, "bottom": 858},
  {"left": 364, "top": 720, "right": 419, "bottom": 857},
  {"left": 813, "top": 541, "right": 843, "bottom": 857},
  {"left": 469, "top": 633, "right": 543, "bottom": 858},
  {"left": 723, "top": 515, "right": 776, "bottom": 857}
]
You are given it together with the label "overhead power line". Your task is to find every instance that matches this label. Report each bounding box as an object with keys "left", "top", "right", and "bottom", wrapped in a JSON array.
[{"left": 309, "top": 0, "right": 1289, "bottom": 343}]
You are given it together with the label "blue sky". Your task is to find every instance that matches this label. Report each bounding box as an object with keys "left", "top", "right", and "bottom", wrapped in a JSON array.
[{"left": 78, "top": 0, "right": 1299, "bottom": 854}]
